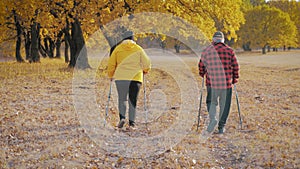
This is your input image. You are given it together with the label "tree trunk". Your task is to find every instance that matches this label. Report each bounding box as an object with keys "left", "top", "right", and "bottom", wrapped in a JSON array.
[
  {"left": 267, "top": 46, "right": 271, "bottom": 52},
  {"left": 160, "top": 40, "right": 166, "bottom": 52},
  {"left": 16, "top": 31, "right": 23, "bottom": 62},
  {"left": 13, "top": 10, "right": 24, "bottom": 62},
  {"left": 68, "top": 18, "right": 90, "bottom": 69},
  {"left": 64, "top": 31, "right": 69, "bottom": 63},
  {"left": 55, "top": 40, "right": 62, "bottom": 58},
  {"left": 55, "top": 30, "right": 63, "bottom": 58},
  {"left": 39, "top": 36, "right": 47, "bottom": 58},
  {"left": 242, "top": 42, "right": 251, "bottom": 51},
  {"left": 65, "top": 21, "right": 76, "bottom": 67},
  {"left": 100, "top": 25, "right": 115, "bottom": 48},
  {"left": 30, "top": 22, "right": 40, "bottom": 62},
  {"left": 262, "top": 46, "right": 266, "bottom": 54},
  {"left": 24, "top": 30, "right": 31, "bottom": 60},
  {"left": 174, "top": 39, "right": 181, "bottom": 53},
  {"left": 43, "top": 37, "right": 49, "bottom": 57},
  {"left": 44, "top": 37, "right": 49, "bottom": 55},
  {"left": 44, "top": 37, "right": 54, "bottom": 58},
  {"left": 49, "top": 38, "right": 55, "bottom": 58},
  {"left": 174, "top": 44, "right": 180, "bottom": 53}
]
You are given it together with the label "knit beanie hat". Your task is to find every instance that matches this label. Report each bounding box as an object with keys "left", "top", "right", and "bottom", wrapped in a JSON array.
[
  {"left": 213, "top": 31, "right": 224, "bottom": 43},
  {"left": 123, "top": 30, "right": 134, "bottom": 40}
]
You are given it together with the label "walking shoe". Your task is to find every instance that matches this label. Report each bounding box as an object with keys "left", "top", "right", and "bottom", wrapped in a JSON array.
[
  {"left": 129, "top": 126, "right": 137, "bottom": 130},
  {"left": 206, "top": 119, "right": 217, "bottom": 133},
  {"left": 218, "top": 128, "right": 225, "bottom": 134},
  {"left": 117, "top": 119, "right": 125, "bottom": 128},
  {"left": 129, "top": 122, "right": 137, "bottom": 130}
]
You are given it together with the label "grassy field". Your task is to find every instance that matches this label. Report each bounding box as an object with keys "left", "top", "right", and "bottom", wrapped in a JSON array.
[{"left": 0, "top": 50, "right": 299, "bottom": 168}]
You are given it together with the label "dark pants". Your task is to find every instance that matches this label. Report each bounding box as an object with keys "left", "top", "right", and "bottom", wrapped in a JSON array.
[
  {"left": 206, "top": 87, "right": 232, "bottom": 129},
  {"left": 115, "top": 80, "right": 141, "bottom": 125}
]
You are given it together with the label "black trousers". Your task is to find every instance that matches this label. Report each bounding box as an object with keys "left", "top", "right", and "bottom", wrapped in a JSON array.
[
  {"left": 115, "top": 80, "right": 141, "bottom": 124},
  {"left": 206, "top": 87, "right": 232, "bottom": 129}
]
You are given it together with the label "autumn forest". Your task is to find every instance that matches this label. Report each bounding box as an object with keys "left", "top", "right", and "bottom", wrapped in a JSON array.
[{"left": 0, "top": 0, "right": 299, "bottom": 67}]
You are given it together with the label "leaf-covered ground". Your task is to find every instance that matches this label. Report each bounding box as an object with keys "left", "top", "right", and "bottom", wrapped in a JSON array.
[{"left": 0, "top": 50, "right": 299, "bottom": 168}]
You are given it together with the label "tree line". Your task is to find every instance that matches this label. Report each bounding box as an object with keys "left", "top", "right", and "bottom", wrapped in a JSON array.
[{"left": 0, "top": 0, "right": 298, "bottom": 68}]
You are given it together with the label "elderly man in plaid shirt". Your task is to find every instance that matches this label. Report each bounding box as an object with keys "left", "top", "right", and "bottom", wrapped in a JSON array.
[{"left": 198, "top": 31, "right": 239, "bottom": 134}]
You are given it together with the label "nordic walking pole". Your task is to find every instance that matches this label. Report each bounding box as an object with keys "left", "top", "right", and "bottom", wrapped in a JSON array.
[
  {"left": 234, "top": 84, "right": 242, "bottom": 130},
  {"left": 143, "top": 74, "right": 148, "bottom": 128},
  {"left": 104, "top": 80, "right": 112, "bottom": 127},
  {"left": 197, "top": 78, "right": 205, "bottom": 131}
]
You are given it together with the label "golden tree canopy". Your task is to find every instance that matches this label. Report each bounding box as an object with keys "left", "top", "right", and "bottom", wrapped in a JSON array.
[{"left": 238, "top": 5, "right": 297, "bottom": 48}]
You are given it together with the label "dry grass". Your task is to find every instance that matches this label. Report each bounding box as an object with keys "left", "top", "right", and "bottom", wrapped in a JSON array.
[{"left": 0, "top": 51, "right": 299, "bottom": 168}]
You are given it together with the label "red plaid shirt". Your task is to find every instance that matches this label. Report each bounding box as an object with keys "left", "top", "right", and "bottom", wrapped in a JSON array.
[{"left": 198, "top": 42, "right": 239, "bottom": 89}]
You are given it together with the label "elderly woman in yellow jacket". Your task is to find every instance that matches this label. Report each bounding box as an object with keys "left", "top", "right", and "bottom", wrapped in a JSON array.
[{"left": 107, "top": 31, "right": 151, "bottom": 129}]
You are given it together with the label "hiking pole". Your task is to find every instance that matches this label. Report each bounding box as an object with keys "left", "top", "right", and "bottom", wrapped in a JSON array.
[
  {"left": 197, "top": 78, "right": 205, "bottom": 131},
  {"left": 143, "top": 74, "right": 148, "bottom": 128},
  {"left": 104, "top": 80, "right": 112, "bottom": 127},
  {"left": 234, "top": 84, "right": 242, "bottom": 130}
]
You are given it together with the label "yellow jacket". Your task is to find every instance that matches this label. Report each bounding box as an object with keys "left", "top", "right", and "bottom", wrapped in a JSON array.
[{"left": 107, "top": 40, "right": 151, "bottom": 83}]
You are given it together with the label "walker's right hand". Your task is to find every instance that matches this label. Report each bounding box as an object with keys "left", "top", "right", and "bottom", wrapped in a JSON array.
[{"left": 232, "top": 78, "right": 238, "bottom": 84}]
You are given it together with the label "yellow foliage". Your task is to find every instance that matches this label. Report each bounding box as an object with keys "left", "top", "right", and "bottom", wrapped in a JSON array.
[
  {"left": 238, "top": 5, "right": 298, "bottom": 48},
  {"left": 0, "top": 0, "right": 246, "bottom": 54}
]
